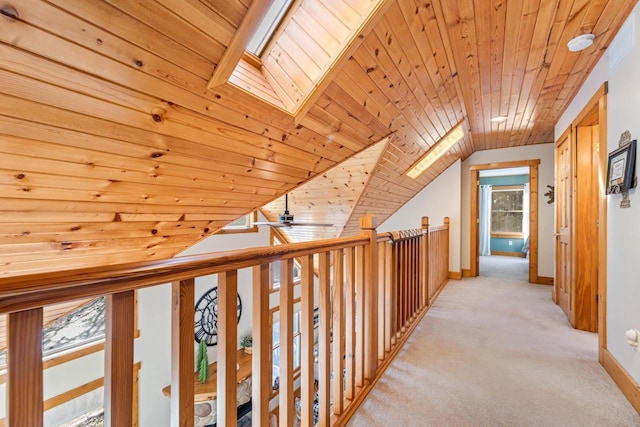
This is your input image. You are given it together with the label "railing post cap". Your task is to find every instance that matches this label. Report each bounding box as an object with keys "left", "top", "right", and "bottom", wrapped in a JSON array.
[
  {"left": 360, "top": 215, "right": 377, "bottom": 230},
  {"left": 421, "top": 216, "right": 429, "bottom": 228}
]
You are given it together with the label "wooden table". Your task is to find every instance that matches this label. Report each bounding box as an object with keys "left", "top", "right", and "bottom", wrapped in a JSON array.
[{"left": 162, "top": 348, "right": 253, "bottom": 402}]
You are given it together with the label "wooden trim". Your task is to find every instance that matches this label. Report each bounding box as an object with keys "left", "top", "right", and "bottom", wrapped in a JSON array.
[
  {"left": 8, "top": 308, "right": 43, "bottom": 426},
  {"left": 170, "top": 279, "right": 194, "bottom": 425},
  {"left": 490, "top": 232, "right": 525, "bottom": 239},
  {"left": 597, "top": 85, "right": 608, "bottom": 360},
  {"left": 469, "top": 159, "right": 539, "bottom": 284},
  {"left": 470, "top": 168, "right": 479, "bottom": 277},
  {"left": 491, "top": 251, "right": 526, "bottom": 258},
  {"left": 534, "top": 276, "right": 554, "bottom": 286},
  {"left": 469, "top": 159, "right": 541, "bottom": 171},
  {"left": 207, "top": 1, "right": 274, "bottom": 88},
  {"left": 104, "top": 291, "right": 135, "bottom": 427},
  {"left": 448, "top": 271, "right": 462, "bottom": 280},
  {"left": 491, "top": 184, "right": 525, "bottom": 191},
  {"left": 47, "top": 378, "right": 102, "bottom": 411},
  {"left": 601, "top": 348, "right": 640, "bottom": 414},
  {"left": 462, "top": 269, "right": 472, "bottom": 277},
  {"left": 242, "top": 51, "right": 262, "bottom": 69}
]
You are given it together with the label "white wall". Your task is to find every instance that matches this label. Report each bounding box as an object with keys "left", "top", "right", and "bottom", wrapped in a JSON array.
[
  {"left": 555, "top": 4, "right": 640, "bottom": 384},
  {"left": 379, "top": 159, "right": 462, "bottom": 273},
  {"left": 135, "top": 220, "right": 271, "bottom": 426},
  {"left": 460, "top": 144, "right": 555, "bottom": 277}
]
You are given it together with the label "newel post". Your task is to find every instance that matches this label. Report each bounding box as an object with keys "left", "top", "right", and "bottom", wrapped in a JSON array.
[
  {"left": 360, "top": 214, "right": 378, "bottom": 381},
  {"left": 421, "top": 216, "right": 429, "bottom": 308}
]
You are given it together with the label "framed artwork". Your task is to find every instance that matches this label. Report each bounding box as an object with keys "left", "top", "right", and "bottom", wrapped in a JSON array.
[{"left": 606, "top": 139, "right": 637, "bottom": 194}]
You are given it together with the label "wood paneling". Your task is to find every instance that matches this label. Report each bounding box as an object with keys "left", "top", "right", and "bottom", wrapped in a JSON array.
[{"left": 0, "top": 0, "right": 635, "bottom": 278}]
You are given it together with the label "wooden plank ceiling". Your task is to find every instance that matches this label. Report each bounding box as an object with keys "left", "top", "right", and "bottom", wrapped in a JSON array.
[{"left": 0, "top": 0, "right": 635, "bottom": 275}]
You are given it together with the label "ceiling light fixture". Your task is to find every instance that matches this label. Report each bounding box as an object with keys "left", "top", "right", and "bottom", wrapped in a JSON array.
[
  {"left": 567, "top": 34, "right": 595, "bottom": 52},
  {"left": 491, "top": 116, "right": 508, "bottom": 122},
  {"left": 405, "top": 121, "right": 465, "bottom": 179}
]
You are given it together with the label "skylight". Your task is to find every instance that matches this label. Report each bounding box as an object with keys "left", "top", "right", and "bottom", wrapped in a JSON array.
[
  {"left": 246, "top": 0, "right": 294, "bottom": 57},
  {"left": 405, "top": 121, "right": 465, "bottom": 179}
]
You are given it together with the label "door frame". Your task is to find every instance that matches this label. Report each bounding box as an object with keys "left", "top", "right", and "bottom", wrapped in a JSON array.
[
  {"left": 469, "top": 159, "right": 540, "bottom": 284},
  {"left": 564, "top": 83, "right": 608, "bottom": 356}
]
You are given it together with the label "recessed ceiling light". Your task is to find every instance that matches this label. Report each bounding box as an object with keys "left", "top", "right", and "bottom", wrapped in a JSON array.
[
  {"left": 567, "top": 34, "right": 595, "bottom": 52},
  {"left": 491, "top": 116, "right": 508, "bottom": 122}
]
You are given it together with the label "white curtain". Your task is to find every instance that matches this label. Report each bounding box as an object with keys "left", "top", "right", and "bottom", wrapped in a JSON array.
[
  {"left": 522, "top": 183, "right": 530, "bottom": 243},
  {"left": 479, "top": 185, "right": 492, "bottom": 256}
]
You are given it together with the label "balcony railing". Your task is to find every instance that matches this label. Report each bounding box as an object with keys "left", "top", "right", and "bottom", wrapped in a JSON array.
[{"left": 0, "top": 215, "right": 450, "bottom": 426}]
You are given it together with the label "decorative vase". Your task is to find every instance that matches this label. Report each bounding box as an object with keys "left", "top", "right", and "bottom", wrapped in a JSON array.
[{"left": 244, "top": 346, "right": 252, "bottom": 354}]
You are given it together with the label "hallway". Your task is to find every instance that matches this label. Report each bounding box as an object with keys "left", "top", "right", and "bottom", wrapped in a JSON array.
[{"left": 348, "top": 276, "right": 640, "bottom": 426}]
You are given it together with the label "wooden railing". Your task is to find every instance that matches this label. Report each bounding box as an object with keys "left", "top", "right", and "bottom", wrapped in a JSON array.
[{"left": 0, "top": 215, "right": 449, "bottom": 426}]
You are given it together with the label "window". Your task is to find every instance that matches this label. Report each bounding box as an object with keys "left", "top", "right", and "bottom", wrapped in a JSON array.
[
  {"left": 220, "top": 212, "right": 257, "bottom": 234},
  {"left": 246, "top": 0, "right": 295, "bottom": 57},
  {"left": 491, "top": 186, "right": 524, "bottom": 237},
  {"left": 271, "top": 309, "right": 302, "bottom": 390},
  {"left": 270, "top": 232, "right": 301, "bottom": 291}
]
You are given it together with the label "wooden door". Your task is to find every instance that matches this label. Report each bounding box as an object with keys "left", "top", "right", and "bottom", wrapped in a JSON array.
[{"left": 555, "top": 130, "right": 572, "bottom": 319}]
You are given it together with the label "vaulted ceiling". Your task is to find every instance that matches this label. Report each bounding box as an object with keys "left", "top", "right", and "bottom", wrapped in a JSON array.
[{"left": 0, "top": 0, "right": 636, "bottom": 277}]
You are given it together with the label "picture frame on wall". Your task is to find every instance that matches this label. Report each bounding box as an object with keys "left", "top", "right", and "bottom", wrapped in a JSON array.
[{"left": 606, "top": 139, "right": 637, "bottom": 194}]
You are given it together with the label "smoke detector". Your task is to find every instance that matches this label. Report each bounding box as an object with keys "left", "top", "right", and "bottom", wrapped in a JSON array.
[{"left": 568, "top": 34, "right": 595, "bottom": 52}]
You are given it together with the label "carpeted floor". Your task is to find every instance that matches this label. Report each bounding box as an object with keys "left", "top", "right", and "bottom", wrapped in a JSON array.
[
  {"left": 480, "top": 255, "right": 529, "bottom": 281},
  {"left": 348, "top": 277, "right": 640, "bottom": 426}
]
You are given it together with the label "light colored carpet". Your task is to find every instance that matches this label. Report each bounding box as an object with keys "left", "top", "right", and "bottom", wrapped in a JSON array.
[
  {"left": 479, "top": 255, "right": 529, "bottom": 282},
  {"left": 348, "top": 277, "right": 640, "bottom": 426}
]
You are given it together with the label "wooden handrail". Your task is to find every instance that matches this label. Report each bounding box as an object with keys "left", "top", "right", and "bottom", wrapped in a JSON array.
[
  {"left": 0, "top": 235, "right": 368, "bottom": 313},
  {"left": 2, "top": 215, "right": 451, "bottom": 426}
]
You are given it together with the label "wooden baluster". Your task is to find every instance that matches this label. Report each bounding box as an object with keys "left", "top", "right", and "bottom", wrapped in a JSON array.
[
  {"left": 386, "top": 241, "right": 395, "bottom": 350},
  {"left": 377, "top": 241, "right": 385, "bottom": 362},
  {"left": 171, "top": 279, "right": 194, "bottom": 427},
  {"left": 398, "top": 240, "right": 409, "bottom": 333},
  {"left": 409, "top": 238, "right": 415, "bottom": 320},
  {"left": 252, "top": 264, "right": 271, "bottom": 427},
  {"left": 344, "top": 247, "right": 356, "bottom": 400},
  {"left": 218, "top": 271, "right": 238, "bottom": 427},
  {"left": 318, "top": 252, "right": 331, "bottom": 426},
  {"left": 355, "top": 244, "right": 364, "bottom": 388},
  {"left": 360, "top": 215, "right": 378, "bottom": 382},
  {"left": 397, "top": 240, "right": 404, "bottom": 333},
  {"left": 392, "top": 241, "right": 402, "bottom": 344},
  {"left": 422, "top": 217, "right": 429, "bottom": 308},
  {"left": 332, "top": 249, "right": 345, "bottom": 415},
  {"left": 105, "top": 291, "right": 135, "bottom": 427},
  {"left": 301, "top": 255, "right": 315, "bottom": 427},
  {"left": 279, "top": 259, "right": 294, "bottom": 427},
  {"left": 8, "top": 307, "right": 43, "bottom": 427},
  {"left": 444, "top": 217, "right": 450, "bottom": 289},
  {"left": 414, "top": 236, "right": 419, "bottom": 316}
]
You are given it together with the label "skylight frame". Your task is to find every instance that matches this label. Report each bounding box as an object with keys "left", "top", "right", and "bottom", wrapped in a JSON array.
[
  {"left": 405, "top": 121, "right": 465, "bottom": 179},
  {"left": 246, "top": 0, "right": 295, "bottom": 57}
]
